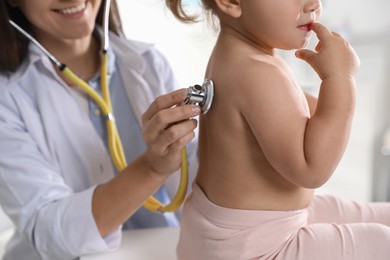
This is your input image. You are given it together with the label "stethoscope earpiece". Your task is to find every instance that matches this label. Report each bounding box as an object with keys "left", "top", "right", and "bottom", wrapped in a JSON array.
[{"left": 183, "top": 79, "right": 214, "bottom": 114}]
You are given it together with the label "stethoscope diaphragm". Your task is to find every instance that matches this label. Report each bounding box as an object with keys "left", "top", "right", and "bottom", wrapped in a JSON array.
[{"left": 183, "top": 79, "right": 214, "bottom": 114}]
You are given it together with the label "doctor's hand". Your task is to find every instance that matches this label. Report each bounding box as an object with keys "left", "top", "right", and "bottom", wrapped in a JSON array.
[
  {"left": 295, "top": 22, "right": 360, "bottom": 81},
  {"left": 141, "top": 88, "right": 200, "bottom": 178}
]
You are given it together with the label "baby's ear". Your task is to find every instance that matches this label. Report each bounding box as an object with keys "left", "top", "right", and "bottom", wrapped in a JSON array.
[{"left": 214, "top": 0, "right": 242, "bottom": 18}]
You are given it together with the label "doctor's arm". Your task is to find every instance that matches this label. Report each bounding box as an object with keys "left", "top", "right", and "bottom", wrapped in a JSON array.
[{"left": 0, "top": 92, "right": 113, "bottom": 259}]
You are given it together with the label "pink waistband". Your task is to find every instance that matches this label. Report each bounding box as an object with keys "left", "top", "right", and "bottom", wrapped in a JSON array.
[{"left": 191, "top": 182, "right": 308, "bottom": 229}]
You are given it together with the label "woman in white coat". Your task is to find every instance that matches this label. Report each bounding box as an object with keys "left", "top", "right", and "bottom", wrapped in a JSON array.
[{"left": 0, "top": 0, "right": 199, "bottom": 259}]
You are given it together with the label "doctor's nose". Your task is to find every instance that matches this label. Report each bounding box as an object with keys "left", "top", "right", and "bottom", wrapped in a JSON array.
[{"left": 304, "top": 0, "right": 321, "bottom": 13}]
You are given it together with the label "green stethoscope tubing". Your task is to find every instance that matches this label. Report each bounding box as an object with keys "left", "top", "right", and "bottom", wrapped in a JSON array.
[{"left": 9, "top": 0, "right": 188, "bottom": 213}]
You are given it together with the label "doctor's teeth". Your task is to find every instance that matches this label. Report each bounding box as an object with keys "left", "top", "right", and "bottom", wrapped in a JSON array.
[{"left": 59, "top": 2, "right": 86, "bottom": 14}]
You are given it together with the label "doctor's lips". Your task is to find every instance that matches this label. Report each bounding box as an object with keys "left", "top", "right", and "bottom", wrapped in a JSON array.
[
  {"left": 297, "top": 22, "right": 314, "bottom": 32},
  {"left": 54, "top": 1, "right": 87, "bottom": 15}
]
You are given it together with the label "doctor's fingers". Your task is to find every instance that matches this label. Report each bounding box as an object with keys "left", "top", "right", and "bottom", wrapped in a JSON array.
[
  {"left": 147, "top": 119, "right": 198, "bottom": 156},
  {"left": 142, "top": 88, "right": 189, "bottom": 123},
  {"left": 142, "top": 104, "right": 200, "bottom": 142}
]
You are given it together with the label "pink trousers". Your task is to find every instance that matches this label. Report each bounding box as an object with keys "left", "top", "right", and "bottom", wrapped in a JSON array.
[{"left": 177, "top": 183, "right": 390, "bottom": 260}]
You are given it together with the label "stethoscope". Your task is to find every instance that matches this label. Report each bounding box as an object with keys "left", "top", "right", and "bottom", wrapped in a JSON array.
[{"left": 8, "top": 0, "right": 214, "bottom": 213}]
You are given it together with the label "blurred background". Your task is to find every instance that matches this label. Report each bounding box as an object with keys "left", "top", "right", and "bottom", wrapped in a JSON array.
[{"left": 1, "top": 0, "right": 390, "bottom": 256}]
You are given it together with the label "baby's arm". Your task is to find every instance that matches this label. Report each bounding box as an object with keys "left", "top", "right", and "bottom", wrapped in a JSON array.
[
  {"left": 239, "top": 23, "right": 359, "bottom": 189},
  {"left": 295, "top": 23, "right": 360, "bottom": 185}
]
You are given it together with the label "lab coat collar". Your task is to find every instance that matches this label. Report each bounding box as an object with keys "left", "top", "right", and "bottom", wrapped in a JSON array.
[
  {"left": 109, "top": 31, "right": 151, "bottom": 74},
  {"left": 101, "top": 30, "right": 158, "bottom": 124},
  {"left": 6, "top": 44, "right": 44, "bottom": 87}
]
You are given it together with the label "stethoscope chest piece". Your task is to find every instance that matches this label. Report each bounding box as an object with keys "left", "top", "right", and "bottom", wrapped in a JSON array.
[{"left": 184, "top": 79, "right": 214, "bottom": 114}]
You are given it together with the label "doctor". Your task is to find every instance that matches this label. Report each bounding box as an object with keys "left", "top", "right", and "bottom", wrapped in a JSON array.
[{"left": 0, "top": 0, "right": 199, "bottom": 259}]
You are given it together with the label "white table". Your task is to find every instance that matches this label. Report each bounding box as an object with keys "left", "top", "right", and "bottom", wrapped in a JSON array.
[{"left": 81, "top": 227, "right": 179, "bottom": 260}]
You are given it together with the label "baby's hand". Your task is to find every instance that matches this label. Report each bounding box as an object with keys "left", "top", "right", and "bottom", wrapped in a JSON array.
[{"left": 295, "top": 22, "right": 360, "bottom": 80}]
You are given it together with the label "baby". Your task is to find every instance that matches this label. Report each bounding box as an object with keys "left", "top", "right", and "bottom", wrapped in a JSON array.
[{"left": 167, "top": 0, "right": 390, "bottom": 259}]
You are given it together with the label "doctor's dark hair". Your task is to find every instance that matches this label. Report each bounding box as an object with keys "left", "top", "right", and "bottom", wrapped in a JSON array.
[{"left": 0, "top": 0, "right": 124, "bottom": 72}]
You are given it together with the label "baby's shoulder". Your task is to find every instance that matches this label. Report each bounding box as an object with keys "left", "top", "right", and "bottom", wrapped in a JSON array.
[
  {"left": 247, "top": 55, "right": 288, "bottom": 74},
  {"left": 235, "top": 56, "right": 293, "bottom": 90},
  {"left": 208, "top": 51, "right": 294, "bottom": 99}
]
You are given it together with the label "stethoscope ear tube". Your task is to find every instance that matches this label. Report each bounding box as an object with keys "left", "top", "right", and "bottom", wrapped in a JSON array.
[
  {"left": 8, "top": 20, "right": 63, "bottom": 69},
  {"left": 102, "top": 0, "right": 111, "bottom": 52}
]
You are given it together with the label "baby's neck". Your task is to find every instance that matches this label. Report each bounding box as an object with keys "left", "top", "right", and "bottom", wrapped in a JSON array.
[{"left": 218, "top": 26, "right": 276, "bottom": 56}]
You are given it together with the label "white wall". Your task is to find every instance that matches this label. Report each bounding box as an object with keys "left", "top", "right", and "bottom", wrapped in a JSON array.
[
  {"left": 117, "top": 0, "right": 390, "bottom": 202},
  {"left": 116, "top": 0, "right": 216, "bottom": 87}
]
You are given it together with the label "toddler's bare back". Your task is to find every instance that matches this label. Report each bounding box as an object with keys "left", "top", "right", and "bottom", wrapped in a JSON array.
[{"left": 196, "top": 34, "right": 314, "bottom": 211}]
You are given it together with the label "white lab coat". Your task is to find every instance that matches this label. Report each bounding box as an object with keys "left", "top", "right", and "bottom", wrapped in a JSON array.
[{"left": 0, "top": 31, "right": 198, "bottom": 260}]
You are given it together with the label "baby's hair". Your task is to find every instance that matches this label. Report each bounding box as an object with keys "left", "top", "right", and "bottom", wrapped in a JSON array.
[{"left": 165, "top": 0, "right": 217, "bottom": 24}]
